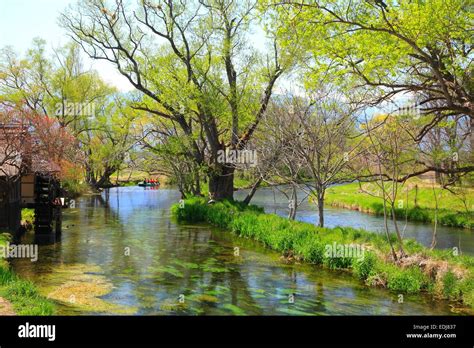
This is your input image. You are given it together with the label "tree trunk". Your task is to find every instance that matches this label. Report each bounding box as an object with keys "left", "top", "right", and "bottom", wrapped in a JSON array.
[
  {"left": 208, "top": 165, "right": 234, "bottom": 201},
  {"left": 95, "top": 166, "right": 116, "bottom": 188},
  {"left": 430, "top": 185, "right": 439, "bottom": 249},
  {"left": 414, "top": 185, "right": 418, "bottom": 207},
  {"left": 470, "top": 117, "right": 474, "bottom": 159},
  {"left": 390, "top": 202, "right": 406, "bottom": 257},
  {"left": 191, "top": 170, "right": 202, "bottom": 196},
  {"left": 317, "top": 191, "right": 325, "bottom": 227},
  {"left": 288, "top": 184, "right": 298, "bottom": 220},
  {"left": 243, "top": 176, "right": 263, "bottom": 205}
]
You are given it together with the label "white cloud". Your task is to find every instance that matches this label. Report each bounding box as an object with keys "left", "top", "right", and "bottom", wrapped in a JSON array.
[{"left": 90, "top": 60, "right": 135, "bottom": 93}]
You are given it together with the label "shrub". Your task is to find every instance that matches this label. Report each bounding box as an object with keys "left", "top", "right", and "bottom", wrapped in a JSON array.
[
  {"left": 353, "top": 252, "right": 377, "bottom": 280},
  {"left": 442, "top": 271, "right": 460, "bottom": 299},
  {"left": 323, "top": 255, "right": 353, "bottom": 269},
  {"left": 386, "top": 266, "right": 428, "bottom": 294},
  {"left": 459, "top": 278, "right": 474, "bottom": 307}
]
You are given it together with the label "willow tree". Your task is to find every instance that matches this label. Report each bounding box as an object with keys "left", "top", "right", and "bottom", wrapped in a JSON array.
[
  {"left": 0, "top": 40, "right": 123, "bottom": 188},
  {"left": 270, "top": 0, "right": 473, "bottom": 173},
  {"left": 61, "top": 0, "right": 285, "bottom": 200}
]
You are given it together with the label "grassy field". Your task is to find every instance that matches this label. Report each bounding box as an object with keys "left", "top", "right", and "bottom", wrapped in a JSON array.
[
  {"left": 0, "top": 233, "right": 55, "bottom": 315},
  {"left": 325, "top": 182, "right": 474, "bottom": 229},
  {"left": 172, "top": 198, "right": 474, "bottom": 312}
]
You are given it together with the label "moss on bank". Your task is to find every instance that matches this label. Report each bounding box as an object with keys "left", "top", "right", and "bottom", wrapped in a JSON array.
[
  {"left": 325, "top": 183, "right": 474, "bottom": 229},
  {"left": 171, "top": 198, "right": 474, "bottom": 311},
  {"left": 0, "top": 233, "right": 55, "bottom": 315}
]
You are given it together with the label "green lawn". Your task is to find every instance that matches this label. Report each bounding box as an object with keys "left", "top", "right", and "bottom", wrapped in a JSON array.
[{"left": 325, "top": 182, "right": 474, "bottom": 229}]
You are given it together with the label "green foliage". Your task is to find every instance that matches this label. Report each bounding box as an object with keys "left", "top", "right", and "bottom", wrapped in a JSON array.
[
  {"left": 0, "top": 236, "right": 55, "bottom": 315},
  {"left": 172, "top": 198, "right": 474, "bottom": 308},
  {"left": 61, "top": 179, "right": 90, "bottom": 197},
  {"left": 385, "top": 265, "right": 428, "bottom": 294},
  {"left": 3, "top": 279, "right": 54, "bottom": 315},
  {"left": 459, "top": 279, "right": 474, "bottom": 308},
  {"left": 21, "top": 209, "right": 35, "bottom": 223},
  {"left": 442, "top": 271, "right": 460, "bottom": 300},
  {"left": 0, "top": 266, "right": 16, "bottom": 285},
  {"left": 353, "top": 252, "right": 377, "bottom": 280}
]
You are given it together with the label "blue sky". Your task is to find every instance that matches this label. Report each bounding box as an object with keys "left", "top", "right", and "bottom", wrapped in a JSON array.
[
  {"left": 0, "top": 0, "right": 73, "bottom": 51},
  {"left": 0, "top": 0, "right": 138, "bottom": 91},
  {"left": 0, "top": 0, "right": 403, "bottom": 115},
  {"left": 0, "top": 0, "right": 275, "bottom": 93}
]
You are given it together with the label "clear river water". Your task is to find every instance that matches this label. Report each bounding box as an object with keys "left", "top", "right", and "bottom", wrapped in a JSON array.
[{"left": 11, "top": 186, "right": 472, "bottom": 315}]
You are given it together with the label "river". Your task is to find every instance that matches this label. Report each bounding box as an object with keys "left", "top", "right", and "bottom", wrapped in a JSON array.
[
  {"left": 11, "top": 187, "right": 468, "bottom": 315},
  {"left": 235, "top": 187, "right": 474, "bottom": 255}
]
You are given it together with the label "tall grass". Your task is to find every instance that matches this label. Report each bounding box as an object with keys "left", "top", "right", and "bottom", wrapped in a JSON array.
[
  {"left": 0, "top": 233, "right": 55, "bottom": 315},
  {"left": 172, "top": 198, "right": 474, "bottom": 309}
]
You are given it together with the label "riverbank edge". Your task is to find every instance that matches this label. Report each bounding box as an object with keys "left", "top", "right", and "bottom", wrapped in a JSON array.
[
  {"left": 324, "top": 184, "right": 473, "bottom": 229},
  {"left": 171, "top": 197, "right": 474, "bottom": 312},
  {"left": 0, "top": 233, "right": 55, "bottom": 315}
]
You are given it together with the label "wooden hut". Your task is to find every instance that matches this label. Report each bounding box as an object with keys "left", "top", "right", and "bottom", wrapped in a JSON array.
[
  {"left": 0, "top": 124, "right": 63, "bottom": 236},
  {"left": 0, "top": 125, "right": 27, "bottom": 233}
]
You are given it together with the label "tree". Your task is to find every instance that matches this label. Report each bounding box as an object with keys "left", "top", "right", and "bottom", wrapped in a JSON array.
[
  {"left": 138, "top": 114, "right": 206, "bottom": 198},
  {"left": 253, "top": 96, "right": 308, "bottom": 217},
  {"left": 271, "top": 0, "right": 473, "bottom": 168},
  {"left": 356, "top": 112, "right": 424, "bottom": 259},
  {"left": 0, "top": 104, "right": 80, "bottom": 181},
  {"left": 85, "top": 96, "right": 139, "bottom": 188},
  {"left": 61, "top": 0, "right": 285, "bottom": 200},
  {"left": 0, "top": 39, "right": 138, "bottom": 190},
  {"left": 257, "top": 88, "right": 363, "bottom": 226}
]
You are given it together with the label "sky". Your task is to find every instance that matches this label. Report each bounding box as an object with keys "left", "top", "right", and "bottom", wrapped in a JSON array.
[
  {"left": 0, "top": 0, "right": 402, "bottom": 114},
  {"left": 0, "top": 0, "right": 274, "bottom": 94},
  {"left": 0, "top": 0, "right": 136, "bottom": 91}
]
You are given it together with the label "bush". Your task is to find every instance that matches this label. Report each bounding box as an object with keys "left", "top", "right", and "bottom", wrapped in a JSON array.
[
  {"left": 324, "top": 255, "right": 353, "bottom": 269},
  {"left": 62, "top": 179, "right": 90, "bottom": 198},
  {"left": 353, "top": 252, "right": 377, "bottom": 280},
  {"left": 442, "top": 271, "right": 460, "bottom": 300},
  {"left": 459, "top": 279, "right": 474, "bottom": 307},
  {"left": 386, "top": 266, "right": 428, "bottom": 294},
  {"left": 5, "top": 279, "right": 38, "bottom": 298}
]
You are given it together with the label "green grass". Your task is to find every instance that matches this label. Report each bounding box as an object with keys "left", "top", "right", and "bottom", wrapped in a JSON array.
[
  {"left": 172, "top": 198, "right": 474, "bottom": 310},
  {"left": 0, "top": 232, "right": 55, "bottom": 315},
  {"left": 21, "top": 208, "right": 35, "bottom": 224},
  {"left": 325, "top": 182, "right": 474, "bottom": 229}
]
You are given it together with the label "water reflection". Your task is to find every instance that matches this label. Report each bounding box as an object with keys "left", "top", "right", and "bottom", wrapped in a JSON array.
[{"left": 11, "top": 187, "right": 462, "bottom": 315}]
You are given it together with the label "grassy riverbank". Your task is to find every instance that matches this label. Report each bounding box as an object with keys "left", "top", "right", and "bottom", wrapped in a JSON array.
[
  {"left": 172, "top": 198, "right": 474, "bottom": 312},
  {"left": 0, "top": 233, "right": 54, "bottom": 315},
  {"left": 325, "top": 182, "right": 474, "bottom": 229}
]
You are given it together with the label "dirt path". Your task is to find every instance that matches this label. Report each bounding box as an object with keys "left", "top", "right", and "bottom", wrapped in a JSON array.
[{"left": 0, "top": 296, "right": 16, "bottom": 315}]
